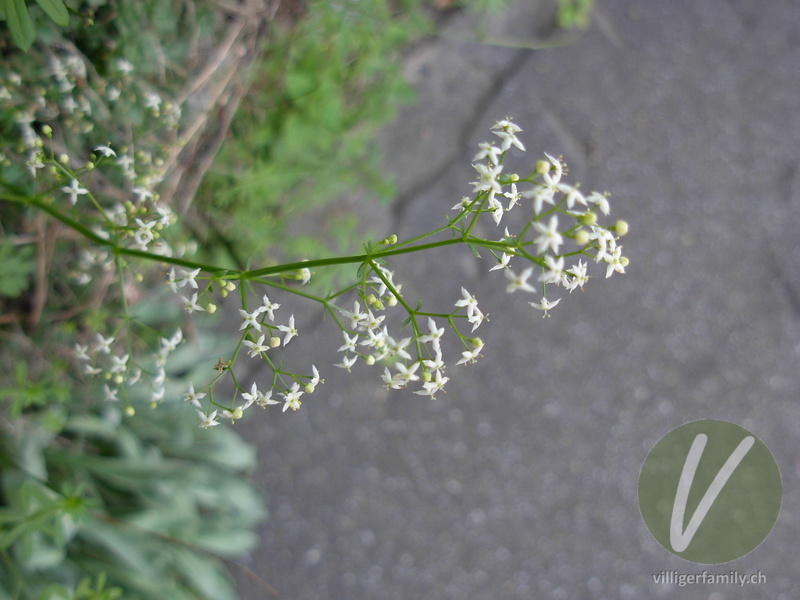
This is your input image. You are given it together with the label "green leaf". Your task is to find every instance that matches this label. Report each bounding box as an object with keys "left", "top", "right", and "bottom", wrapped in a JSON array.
[
  {"left": 34, "top": 0, "right": 68, "bottom": 26},
  {"left": 0, "top": 241, "right": 35, "bottom": 298},
  {"left": 2, "top": 0, "right": 34, "bottom": 50}
]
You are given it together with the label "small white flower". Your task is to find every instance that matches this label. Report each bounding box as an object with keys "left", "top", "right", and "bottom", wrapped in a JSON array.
[
  {"left": 93, "top": 333, "right": 115, "bottom": 354},
  {"left": 457, "top": 341, "right": 485, "bottom": 365},
  {"left": 74, "top": 343, "right": 91, "bottom": 361},
  {"left": 530, "top": 296, "right": 561, "bottom": 317},
  {"left": 197, "top": 409, "right": 220, "bottom": 428},
  {"left": 452, "top": 196, "right": 473, "bottom": 212},
  {"left": 587, "top": 191, "right": 611, "bottom": 215},
  {"left": 277, "top": 315, "right": 298, "bottom": 345},
  {"left": 338, "top": 332, "right": 358, "bottom": 353},
  {"left": 473, "top": 142, "right": 503, "bottom": 165},
  {"left": 243, "top": 334, "right": 269, "bottom": 357},
  {"left": 184, "top": 383, "right": 206, "bottom": 408},
  {"left": 505, "top": 267, "right": 537, "bottom": 294},
  {"left": 455, "top": 288, "right": 479, "bottom": 320},
  {"left": 103, "top": 384, "right": 118, "bottom": 402},
  {"left": 281, "top": 383, "right": 304, "bottom": 412},
  {"left": 604, "top": 245, "right": 627, "bottom": 278},
  {"left": 504, "top": 183, "right": 521, "bottom": 211},
  {"left": 491, "top": 119, "right": 525, "bottom": 152},
  {"left": 109, "top": 353, "right": 129, "bottom": 374},
  {"left": 565, "top": 260, "right": 589, "bottom": 292},
  {"left": 542, "top": 153, "right": 563, "bottom": 187},
  {"left": 538, "top": 255, "right": 565, "bottom": 285},
  {"left": 94, "top": 144, "right": 116, "bottom": 158},
  {"left": 557, "top": 183, "right": 586, "bottom": 209},
  {"left": 258, "top": 295, "right": 281, "bottom": 320},
  {"left": 414, "top": 370, "right": 450, "bottom": 398},
  {"left": 239, "top": 309, "right": 263, "bottom": 332},
  {"left": 471, "top": 163, "right": 503, "bottom": 195},
  {"left": 181, "top": 293, "right": 206, "bottom": 313},
  {"left": 532, "top": 215, "right": 564, "bottom": 255},
  {"left": 489, "top": 253, "right": 512, "bottom": 272},
  {"left": 335, "top": 354, "right": 358, "bottom": 372},
  {"left": 241, "top": 382, "right": 264, "bottom": 410},
  {"left": 418, "top": 318, "right": 445, "bottom": 350},
  {"left": 62, "top": 179, "right": 88, "bottom": 205}
]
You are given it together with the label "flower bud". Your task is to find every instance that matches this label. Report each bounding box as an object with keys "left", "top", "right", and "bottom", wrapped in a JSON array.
[
  {"left": 231, "top": 407, "right": 244, "bottom": 420},
  {"left": 386, "top": 295, "right": 398, "bottom": 307},
  {"left": 422, "top": 371, "right": 432, "bottom": 383},
  {"left": 125, "top": 406, "right": 135, "bottom": 417},
  {"left": 574, "top": 229, "right": 590, "bottom": 246},
  {"left": 304, "top": 383, "right": 316, "bottom": 394},
  {"left": 615, "top": 220, "right": 629, "bottom": 236},
  {"left": 270, "top": 337, "right": 281, "bottom": 348},
  {"left": 471, "top": 337, "right": 483, "bottom": 348},
  {"left": 535, "top": 160, "right": 549, "bottom": 175},
  {"left": 58, "top": 153, "right": 69, "bottom": 164},
  {"left": 206, "top": 303, "right": 217, "bottom": 314},
  {"left": 365, "top": 355, "right": 376, "bottom": 366},
  {"left": 42, "top": 125, "right": 53, "bottom": 137},
  {"left": 578, "top": 211, "right": 597, "bottom": 226}
]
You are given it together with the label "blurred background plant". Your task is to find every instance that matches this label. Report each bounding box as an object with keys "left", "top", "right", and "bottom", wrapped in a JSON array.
[{"left": 0, "top": 0, "right": 594, "bottom": 597}]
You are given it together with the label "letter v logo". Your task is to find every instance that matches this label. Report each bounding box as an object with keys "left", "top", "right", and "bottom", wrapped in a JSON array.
[
  {"left": 669, "top": 433, "right": 754, "bottom": 553},
  {"left": 638, "top": 420, "right": 781, "bottom": 564}
]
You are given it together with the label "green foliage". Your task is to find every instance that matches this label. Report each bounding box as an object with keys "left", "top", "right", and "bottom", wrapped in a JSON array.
[
  {"left": 0, "top": 241, "right": 35, "bottom": 298},
  {"left": 556, "top": 0, "right": 593, "bottom": 29},
  {"left": 195, "top": 0, "right": 430, "bottom": 266},
  {"left": 0, "top": 393, "right": 265, "bottom": 600},
  {"left": 0, "top": 0, "right": 69, "bottom": 50}
]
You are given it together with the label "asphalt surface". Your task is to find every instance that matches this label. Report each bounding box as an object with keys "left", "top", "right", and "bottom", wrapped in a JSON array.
[{"left": 233, "top": 1, "right": 800, "bottom": 598}]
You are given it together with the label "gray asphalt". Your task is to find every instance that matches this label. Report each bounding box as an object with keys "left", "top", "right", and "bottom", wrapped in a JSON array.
[{"left": 233, "top": 1, "right": 800, "bottom": 598}]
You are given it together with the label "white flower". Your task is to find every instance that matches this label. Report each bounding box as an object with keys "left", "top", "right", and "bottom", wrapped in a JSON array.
[
  {"left": 542, "top": 153, "right": 563, "bottom": 187},
  {"left": 505, "top": 267, "right": 536, "bottom": 294},
  {"left": 299, "top": 267, "right": 311, "bottom": 285},
  {"left": 491, "top": 119, "right": 525, "bottom": 152},
  {"left": 62, "top": 179, "right": 88, "bottom": 205},
  {"left": 184, "top": 383, "right": 206, "bottom": 408},
  {"left": 524, "top": 185, "right": 556, "bottom": 215},
  {"left": 341, "top": 301, "right": 366, "bottom": 329},
  {"left": 488, "top": 194, "right": 504, "bottom": 225},
  {"left": 418, "top": 318, "right": 445, "bottom": 350},
  {"left": 473, "top": 142, "right": 503, "bottom": 165},
  {"left": 278, "top": 315, "right": 299, "bottom": 345},
  {"left": 74, "top": 343, "right": 91, "bottom": 361},
  {"left": 603, "top": 245, "right": 627, "bottom": 278},
  {"left": 281, "top": 383, "right": 304, "bottom": 412},
  {"left": 197, "top": 409, "right": 220, "bottom": 428},
  {"left": 241, "top": 382, "right": 264, "bottom": 410},
  {"left": 565, "top": 260, "right": 589, "bottom": 292},
  {"left": 181, "top": 293, "right": 206, "bottom": 313},
  {"left": 530, "top": 296, "right": 561, "bottom": 317},
  {"left": 587, "top": 191, "right": 610, "bottom": 215},
  {"left": 452, "top": 196, "right": 472, "bottom": 212},
  {"left": 532, "top": 215, "right": 564, "bottom": 255},
  {"left": 93, "top": 333, "right": 115, "bottom": 354},
  {"left": 258, "top": 295, "right": 281, "bottom": 320},
  {"left": 557, "top": 183, "right": 586, "bottom": 209},
  {"left": 243, "top": 334, "right": 269, "bottom": 357},
  {"left": 335, "top": 354, "right": 358, "bottom": 372},
  {"left": 338, "top": 332, "right": 358, "bottom": 353},
  {"left": 414, "top": 370, "right": 449, "bottom": 398},
  {"left": 455, "top": 288, "right": 479, "bottom": 320},
  {"left": 504, "top": 183, "right": 521, "bottom": 211},
  {"left": 489, "top": 252, "right": 512, "bottom": 272},
  {"left": 94, "top": 144, "right": 116, "bottom": 158},
  {"left": 103, "top": 384, "right": 118, "bottom": 402},
  {"left": 109, "top": 353, "right": 129, "bottom": 374},
  {"left": 239, "top": 309, "right": 263, "bottom": 332},
  {"left": 471, "top": 162, "right": 503, "bottom": 195},
  {"left": 457, "top": 341, "right": 485, "bottom": 365},
  {"left": 538, "top": 255, "right": 565, "bottom": 285}
]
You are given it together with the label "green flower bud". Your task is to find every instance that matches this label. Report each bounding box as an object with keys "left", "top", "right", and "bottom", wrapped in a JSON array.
[{"left": 615, "top": 220, "right": 629, "bottom": 236}]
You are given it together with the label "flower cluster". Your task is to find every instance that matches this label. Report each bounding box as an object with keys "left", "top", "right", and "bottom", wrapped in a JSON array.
[{"left": 55, "top": 117, "right": 627, "bottom": 428}]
